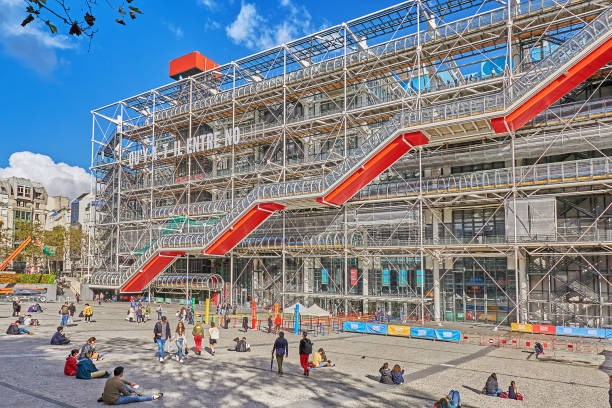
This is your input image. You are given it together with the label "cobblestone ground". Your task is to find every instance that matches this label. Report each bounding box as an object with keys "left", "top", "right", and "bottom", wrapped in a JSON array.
[{"left": 0, "top": 302, "right": 608, "bottom": 407}]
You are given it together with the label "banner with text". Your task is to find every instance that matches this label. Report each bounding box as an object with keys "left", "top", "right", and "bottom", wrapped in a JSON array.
[
  {"left": 343, "top": 321, "right": 366, "bottom": 333},
  {"left": 410, "top": 326, "right": 435, "bottom": 340},
  {"left": 365, "top": 323, "right": 388, "bottom": 335},
  {"left": 434, "top": 329, "right": 461, "bottom": 342}
]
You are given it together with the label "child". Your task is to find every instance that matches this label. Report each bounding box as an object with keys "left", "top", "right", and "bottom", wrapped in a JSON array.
[{"left": 64, "top": 349, "right": 79, "bottom": 376}]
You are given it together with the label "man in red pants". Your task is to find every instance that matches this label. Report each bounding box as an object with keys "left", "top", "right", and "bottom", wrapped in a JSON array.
[{"left": 298, "top": 331, "right": 313, "bottom": 376}]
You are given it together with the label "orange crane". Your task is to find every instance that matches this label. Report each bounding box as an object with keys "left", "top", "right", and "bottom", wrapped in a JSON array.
[{"left": 0, "top": 236, "right": 56, "bottom": 272}]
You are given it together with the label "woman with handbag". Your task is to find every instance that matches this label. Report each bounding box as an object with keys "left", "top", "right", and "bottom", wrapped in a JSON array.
[{"left": 175, "top": 322, "right": 187, "bottom": 363}]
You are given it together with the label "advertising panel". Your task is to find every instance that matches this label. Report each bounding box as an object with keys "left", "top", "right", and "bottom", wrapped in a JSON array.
[
  {"left": 343, "top": 321, "right": 366, "bottom": 333},
  {"left": 434, "top": 329, "right": 461, "bottom": 342},
  {"left": 387, "top": 325, "right": 411, "bottom": 337},
  {"left": 321, "top": 269, "right": 328, "bottom": 285},
  {"left": 410, "top": 326, "right": 435, "bottom": 339},
  {"left": 399, "top": 270, "right": 407, "bottom": 288},
  {"left": 365, "top": 323, "right": 387, "bottom": 335},
  {"left": 350, "top": 268, "right": 358, "bottom": 286},
  {"left": 510, "top": 323, "right": 533, "bottom": 333},
  {"left": 532, "top": 324, "right": 556, "bottom": 335},
  {"left": 382, "top": 269, "right": 390, "bottom": 287}
]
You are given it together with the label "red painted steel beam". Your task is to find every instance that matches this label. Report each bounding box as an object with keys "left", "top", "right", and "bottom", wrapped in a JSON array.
[
  {"left": 318, "top": 131, "right": 428, "bottom": 206},
  {"left": 205, "top": 203, "right": 285, "bottom": 255},
  {"left": 492, "top": 37, "right": 612, "bottom": 133},
  {"left": 121, "top": 251, "right": 185, "bottom": 293}
]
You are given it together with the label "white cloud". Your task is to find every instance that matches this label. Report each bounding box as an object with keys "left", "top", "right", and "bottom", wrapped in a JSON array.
[
  {"left": 199, "top": 0, "right": 217, "bottom": 8},
  {"left": 0, "top": 0, "right": 76, "bottom": 76},
  {"left": 164, "top": 22, "right": 184, "bottom": 38},
  {"left": 226, "top": 1, "right": 313, "bottom": 50},
  {"left": 0, "top": 152, "right": 90, "bottom": 199}
]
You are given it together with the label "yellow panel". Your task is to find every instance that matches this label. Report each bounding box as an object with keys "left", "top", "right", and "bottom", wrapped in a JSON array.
[
  {"left": 510, "top": 322, "right": 533, "bottom": 333},
  {"left": 387, "top": 325, "right": 411, "bottom": 336}
]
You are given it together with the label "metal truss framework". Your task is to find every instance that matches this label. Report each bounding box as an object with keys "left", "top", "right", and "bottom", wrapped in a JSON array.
[{"left": 89, "top": 0, "right": 612, "bottom": 327}]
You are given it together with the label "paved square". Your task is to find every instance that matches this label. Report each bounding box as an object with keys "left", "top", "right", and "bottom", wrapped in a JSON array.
[{"left": 0, "top": 302, "right": 608, "bottom": 407}]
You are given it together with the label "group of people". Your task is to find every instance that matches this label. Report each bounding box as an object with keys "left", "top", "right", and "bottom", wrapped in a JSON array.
[
  {"left": 153, "top": 315, "right": 221, "bottom": 363},
  {"left": 484, "top": 373, "right": 523, "bottom": 400},
  {"left": 267, "top": 314, "right": 283, "bottom": 334},
  {"left": 379, "top": 362, "right": 405, "bottom": 385},
  {"left": 125, "top": 299, "right": 149, "bottom": 323}
]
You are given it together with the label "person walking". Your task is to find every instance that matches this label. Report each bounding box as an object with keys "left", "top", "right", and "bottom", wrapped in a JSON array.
[
  {"left": 272, "top": 331, "right": 289, "bottom": 376},
  {"left": 192, "top": 321, "right": 204, "bottom": 355},
  {"left": 299, "top": 331, "right": 313, "bottom": 376},
  {"left": 59, "top": 302, "right": 70, "bottom": 328},
  {"left": 242, "top": 316, "right": 249, "bottom": 333},
  {"left": 153, "top": 316, "right": 172, "bottom": 363},
  {"left": 83, "top": 303, "right": 93, "bottom": 323},
  {"left": 208, "top": 321, "right": 219, "bottom": 355},
  {"left": 156, "top": 304, "right": 163, "bottom": 321},
  {"left": 136, "top": 305, "right": 143, "bottom": 324},
  {"left": 175, "top": 322, "right": 187, "bottom": 363},
  {"left": 68, "top": 302, "right": 76, "bottom": 325},
  {"left": 100, "top": 366, "right": 162, "bottom": 405},
  {"left": 274, "top": 314, "right": 282, "bottom": 333}
]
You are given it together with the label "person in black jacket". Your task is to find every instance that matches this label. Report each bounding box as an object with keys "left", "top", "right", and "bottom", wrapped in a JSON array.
[
  {"left": 12, "top": 298, "right": 21, "bottom": 317},
  {"left": 153, "top": 316, "right": 172, "bottom": 362},
  {"left": 298, "top": 331, "right": 313, "bottom": 376},
  {"left": 484, "top": 373, "right": 501, "bottom": 396},
  {"left": 272, "top": 331, "right": 289, "bottom": 376}
]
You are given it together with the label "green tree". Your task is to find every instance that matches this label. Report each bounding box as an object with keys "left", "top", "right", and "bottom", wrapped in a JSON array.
[
  {"left": 44, "top": 226, "right": 67, "bottom": 273},
  {"left": 13, "top": 220, "right": 44, "bottom": 270}
]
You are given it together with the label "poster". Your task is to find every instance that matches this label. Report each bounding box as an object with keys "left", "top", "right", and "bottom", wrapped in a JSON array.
[
  {"left": 399, "top": 269, "right": 407, "bottom": 288},
  {"left": 350, "top": 268, "right": 358, "bottom": 286},
  {"left": 382, "top": 269, "right": 390, "bottom": 287},
  {"left": 416, "top": 269, "right": 424, "bottom": 288}
]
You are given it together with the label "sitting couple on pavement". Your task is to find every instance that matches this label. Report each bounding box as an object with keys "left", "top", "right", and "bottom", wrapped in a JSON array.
[{"left": 379, "top": 363, "right": 404, "bottom": 385}]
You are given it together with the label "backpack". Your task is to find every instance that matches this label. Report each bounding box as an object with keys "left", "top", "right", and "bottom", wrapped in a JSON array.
[
  {"left": 303, "top": 339, "right": 313, "bottom": 355},
  {"left": 6, "top": 324, "right": 19, "bottom": 335}
]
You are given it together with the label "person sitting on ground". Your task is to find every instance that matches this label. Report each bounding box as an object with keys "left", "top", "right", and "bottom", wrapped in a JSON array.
[
  {"left": 230, "top": 337, "right": 251, "bottom": 352},
  {"left": 76, "top": 350, "right": 110, "bottom": 379},
  {"left": 79, "top": 336, "right": 102, "bottom": 361},
  {"left": 508, "top": 380, "right": 523, "bottom": 400},
  {"left": 24, "top": 314, "right": 40, "bottom": 326},
  {"left": 391, "top": 364, "right": 404, "bottom": 384},
  {"left": 379, "top": 362, "right": 393, "bottom": 384},
  {"left": 312, "top": 348, "right": 334, "bottom": 368},
  {"left": 64, "top": 349, "right": 79, "bottom": 376},
  {"left": 434, "top": 390, "right": 461, "bottom": 408},
  {"left": 484, "top": 373, "right": 502, "bottom": 396},
  {"left": 51, "top": 326, "right": 70, "bottom": 345},
  {"left": 6, "top": 320, "right": 34, "bottom": 335},
  {"left": 534, "top": 342, "right": 544, "bottom": 359},
  {"left": 34, "top": 303, "right": 43, "bottom": 312},
  {"left": 17, "top": 313, "right": 25, "bottom": 324},
  {"left": 100, "top": 366, "right": 163, "bottom": 405}
]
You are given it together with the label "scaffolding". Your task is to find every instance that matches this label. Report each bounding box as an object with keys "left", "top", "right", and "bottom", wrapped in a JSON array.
[{"left": 89, "top": 0, "right": 612, "bottom": 328}]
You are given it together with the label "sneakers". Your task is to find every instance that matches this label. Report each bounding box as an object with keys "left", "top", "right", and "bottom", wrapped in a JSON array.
[
  {"left": 132, "top": 385, "right": 140, "bottom": 390},
  {"left": 159, "top": 357, "right": 164, "bottom": 362},
  {"left": 179, "top": 359, "right": 184, "bottom": 363},
  {"left": 97, "top": 396, "right": 104, "bottom": 403},
  {"left": 153, "top": 393, "right": 163, "bottom": 400},
  {"left": 175, "top": 355, "right": 179, "bottom": 361}
]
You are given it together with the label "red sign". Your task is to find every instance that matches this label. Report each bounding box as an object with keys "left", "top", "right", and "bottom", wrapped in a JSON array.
[
  {"left": 251, "top": 301, "right": 256, "bottom": 329},
  {"left": 350, "top": 268, "right": 358, "bottom": 286}
]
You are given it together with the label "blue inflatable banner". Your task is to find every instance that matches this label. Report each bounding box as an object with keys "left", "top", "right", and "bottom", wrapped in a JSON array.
[
  {"left": 365, "top": 323, "right": 387, "bottom": 335},
  {"left": 556, "top": 326, "right": 606, "bottom": 338},
  {"left": 343, "top": 321, "right": 366, "bottom": 333},
  {"left": 434, "top": 329, "right": 461, "bottom": 342},
  {"left": 606, "top": 329, "right": 612, "bottom": 339},
  {"left": 410, "top": 326, "right": 435, "bottom": 339}
]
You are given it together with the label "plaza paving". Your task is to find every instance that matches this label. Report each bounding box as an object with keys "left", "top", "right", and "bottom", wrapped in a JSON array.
[{"left": 0, "top": 301, "right": 609, "bottom": 407}]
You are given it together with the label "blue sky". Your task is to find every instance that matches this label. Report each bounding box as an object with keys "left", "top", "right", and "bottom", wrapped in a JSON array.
[{"left": 0, "top": 0, "right": 397, "bottom": 196}]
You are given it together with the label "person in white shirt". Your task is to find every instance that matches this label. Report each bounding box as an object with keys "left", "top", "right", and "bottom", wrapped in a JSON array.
[{"left": 208, "top": 321, "right": 220, "bottom": 355}]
